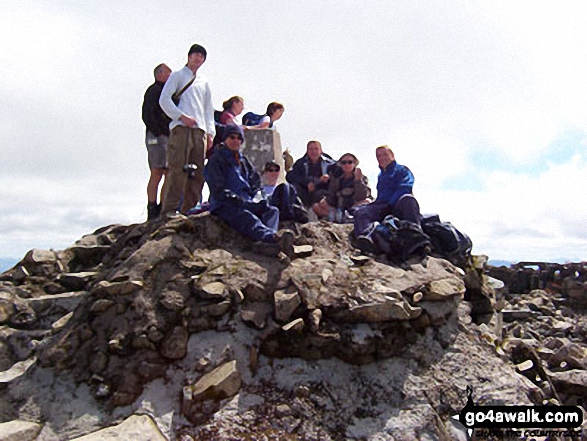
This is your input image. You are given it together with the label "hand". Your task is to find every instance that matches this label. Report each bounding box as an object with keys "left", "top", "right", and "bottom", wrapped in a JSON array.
[
  {"left": 319, "top": 174, "right": 330, "bottom": 184},
  {"left": 206, "top": 134, "right": 214, "bottom": 150},
  {"left": 307, "top": 182, "right": 315, "bottom": 192},
  {"left": 354, "top": 167, "right": 363, "bottom": 180},
  {"left": 179, "top": 115, "right": 197, "bottom": 128}
]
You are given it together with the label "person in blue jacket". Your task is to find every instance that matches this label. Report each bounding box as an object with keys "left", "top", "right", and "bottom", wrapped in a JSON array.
[
  {"left": 205, "top": 125, "right": 294, "bottom": 255},
  {"left": 353, "top": 145, "right": 421, "bottom": 247},
  {"left": 286, "top": 140, "right": 336, "bottom": 208}
]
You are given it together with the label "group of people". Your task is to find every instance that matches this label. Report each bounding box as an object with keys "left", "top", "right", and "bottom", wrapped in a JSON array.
[{"left": 141, "top": 43, "right": 423, "bottom": 256}]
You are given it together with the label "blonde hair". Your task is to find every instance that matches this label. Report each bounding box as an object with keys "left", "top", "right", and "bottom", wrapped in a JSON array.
[{"left": 376, "top": 145, "right": 394, "bottom": 155}]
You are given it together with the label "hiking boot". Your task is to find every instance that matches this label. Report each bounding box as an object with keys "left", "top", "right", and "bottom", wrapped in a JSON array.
[
  {"left": 252, "top": 241, "right": 281, "bottom": 257},
  {"left": 147, "top": 202, "right": 161, "bottom": 221},
  {"left": 355, "top": 235, "right": 379, "bottom": 255},
  {"left": 277, "top": 229, "right": 295, "bottom": 257}
]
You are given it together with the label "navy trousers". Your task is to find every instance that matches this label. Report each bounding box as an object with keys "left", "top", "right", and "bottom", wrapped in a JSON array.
[
  {"left": 213, "top": 201, "right": 279, "bottom": 243},
  {"left": 353, "top": 195, "right": 421, "bottom": 237}
]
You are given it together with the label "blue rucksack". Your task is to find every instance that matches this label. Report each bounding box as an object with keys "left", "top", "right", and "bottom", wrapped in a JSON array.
[{"left": 242, "top": 112, "right": 266, "bottom": 127}]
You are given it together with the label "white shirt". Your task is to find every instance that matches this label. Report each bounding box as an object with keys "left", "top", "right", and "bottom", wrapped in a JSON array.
[{"left": 159, "top": 66, "right": 215, "bottom": 135}]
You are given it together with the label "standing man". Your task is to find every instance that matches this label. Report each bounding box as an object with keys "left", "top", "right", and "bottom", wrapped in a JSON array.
[
  {"left": 159, "top": 44, "right": 215, "bottom": 216},
  {"left": 353, "top": 145, "right": 422, "bottom": 250},
  {"left": 142, "top": 63, "right": 172, "bottom": 220}
]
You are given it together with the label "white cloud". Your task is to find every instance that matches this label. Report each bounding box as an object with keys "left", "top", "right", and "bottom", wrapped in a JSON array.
[{"left": 1, "top": 0, "right": 587, "bottom": 262}]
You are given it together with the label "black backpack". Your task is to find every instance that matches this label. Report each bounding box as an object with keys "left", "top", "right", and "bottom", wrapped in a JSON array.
[
  {"left": 269, "top": 183, "right": 308, "bottom": 223},
  {"left": 371, "top": 216, "right": 431, "bottom": 262},
  {"left": 421, "top": 215, "right": 472, "bottom": 268},
  {"left": 212, "top": 110, "right": 226, "bottom": 146}
]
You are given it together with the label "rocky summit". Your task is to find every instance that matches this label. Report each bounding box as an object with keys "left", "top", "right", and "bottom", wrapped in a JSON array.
[{"left": 0, "top": 213, "right": 585, "bottom": 440}]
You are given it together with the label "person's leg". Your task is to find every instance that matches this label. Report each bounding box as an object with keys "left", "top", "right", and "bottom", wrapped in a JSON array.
[
  {"left": 392, "top": 195, "right": 421, "bottom": 224},
  {"left": 292, "top": 182, "right": 311, "bottom": 208},
  {"left": 214, "top": 204, "right": 277, "bottom": 243},
  {"left": 252, "top": 203, "right": 280, "bottom": 233},
  {"left": 181, "top": 128, "right": 206, "bottom": 213},
  {"left": 161, "top": 127, "right": 188, "bottom": 215},
  {"left": 147, "top": 168, "right": 165, "bottom": 203},
  {"left": 353, "top": 201, "right": 394, "bottom": 237}
]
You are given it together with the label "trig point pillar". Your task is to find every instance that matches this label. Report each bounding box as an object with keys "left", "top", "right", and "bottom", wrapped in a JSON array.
[{"left": 242, "top": 129, "right": 286, "bottom": 184}]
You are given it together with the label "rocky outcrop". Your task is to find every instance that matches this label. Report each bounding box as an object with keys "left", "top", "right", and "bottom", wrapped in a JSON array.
[{"left": 0, "top": 214, "right": 585, "bottom": 440}]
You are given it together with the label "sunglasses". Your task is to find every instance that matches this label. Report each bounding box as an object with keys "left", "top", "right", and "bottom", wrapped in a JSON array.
[
  {"left": 340, "top": 160, "right": 354, "bottom": 165},
  {"left": 227, "top": 134, "right": 242, "bottom": 140},
  {"left": 266, "top": 168, "right": 280, "bottom": 172}
]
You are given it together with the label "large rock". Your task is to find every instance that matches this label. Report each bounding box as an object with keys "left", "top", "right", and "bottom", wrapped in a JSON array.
[
  {"left": 69, "top": 414, "right": 166, "bottom": 441},
  {"left": 0, "top": 420, "right": 43, "bottom": 441}
]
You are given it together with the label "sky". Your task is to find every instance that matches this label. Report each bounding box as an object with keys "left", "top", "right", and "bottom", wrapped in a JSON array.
[{"left": 1, "top": 0, "right": 587, "bottom": 266}]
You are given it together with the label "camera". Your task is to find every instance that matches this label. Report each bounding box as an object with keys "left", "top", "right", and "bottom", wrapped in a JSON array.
[
  {"left": 182, "top": 163, "right": 198, "bottom": 179},
  {"left": 328, "top": 164, "right": 343, "bottom": 179}
]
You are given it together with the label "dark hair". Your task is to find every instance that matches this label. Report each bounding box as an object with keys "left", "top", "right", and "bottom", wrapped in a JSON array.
[
  {"left": 264, "top": 161, "right": 281, "bottom": 171},
  {"left": 266, "top": 102, "right": 284, "bottom": 117},
  {"left": 222, "top": 96, "right": 243, "bottom": 111},
  {"left": 339, "top": 153, "right": 359, "bottom": 165},
  {"left": 188, "top": 44, "right": 207, "bottom": 59}
]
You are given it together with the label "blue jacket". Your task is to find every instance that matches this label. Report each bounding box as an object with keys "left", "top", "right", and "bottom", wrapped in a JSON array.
[
  {"left": 205, "top": 145, "right": 261, "bottom": 211},
  {"left": 286, "top": 153, "right": 336, "bottom": 188},
  {"left": 376, "top": 161, "right": 414, "bottom": 207}
]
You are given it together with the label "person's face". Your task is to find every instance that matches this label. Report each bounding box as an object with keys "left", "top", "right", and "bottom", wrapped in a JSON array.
[
  {"left": 339, "top": 156, "right": 356, "bottom": 173},
  {"left": 376, "top": 148, "right": 395, "bottom": 169},
  {"left": 264, "top": 166, "right": 280, "bottom": 184},
  {"left": 225, "top": 134, "right": 242, "bottom": 152},
  {"left": 187, "top": 52, "right": 206, "bottom": 71},
  {"left": 272, "top": 108, "right": 284, "bottom": 121},
  {"left": 307, "top": 142, "right": 322, "bottom": 162},
  {"left": 233, "top": 100, "right": 245, "bottom": 116}
]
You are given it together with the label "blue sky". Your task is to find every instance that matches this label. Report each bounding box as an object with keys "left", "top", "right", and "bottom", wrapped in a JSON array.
[{"left": 1, "top": 0, "right": 587, "bottom": 265}]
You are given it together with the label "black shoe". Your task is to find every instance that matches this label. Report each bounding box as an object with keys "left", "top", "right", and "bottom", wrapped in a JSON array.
[
  {"left": 355, "top": 235, "right": 378, "bottom": 254},
  {"left": 147, "top": 202, "right": 160, "bottom": 221},
  {"left": 252, "top": 241, "right": 281, "bottom": 257},
  {"left": 277, "top": 229, "right": 295, "bottom": 257}
]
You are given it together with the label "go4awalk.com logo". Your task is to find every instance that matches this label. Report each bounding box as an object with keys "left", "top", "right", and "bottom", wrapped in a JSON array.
[{"left": 452, "top": 386, "right": 583, "bottom": 439}]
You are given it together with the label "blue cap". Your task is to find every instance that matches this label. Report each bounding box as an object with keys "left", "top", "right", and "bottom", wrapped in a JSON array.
[{"left": 223, "top": 125, "right": 244, "bottom": 141}]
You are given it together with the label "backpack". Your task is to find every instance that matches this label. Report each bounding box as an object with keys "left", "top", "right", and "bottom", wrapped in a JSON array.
[
  {"left": 421, "top": 215, "right": 472, "bottom": 268},
  {"left": 371, "top": 216, "right": 431, "bottom": 262},
  {"left": 242, "top": 112, "right": 266, "bottom": 127},
  {"left": 269, "top": 183, "right": 308, "bottom": 223}
]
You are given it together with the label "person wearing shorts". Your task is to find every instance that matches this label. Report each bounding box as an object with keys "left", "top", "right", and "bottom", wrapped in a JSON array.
[{"left": 142, "top": 63, "right": 172, "bottom": 220}]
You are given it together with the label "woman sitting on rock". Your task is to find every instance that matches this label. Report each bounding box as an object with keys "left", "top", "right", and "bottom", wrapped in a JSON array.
[
  {"left": 313, "top": 153, "right": 372, "bottom": 222},
  {"left": 219, "top": 96, "right": 244, "bottom": 126}
]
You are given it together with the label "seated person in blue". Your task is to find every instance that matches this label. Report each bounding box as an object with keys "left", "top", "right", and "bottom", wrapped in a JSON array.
[
  {"left": 286, "top": 140, "right": 336, "bottom": 208},
  {"left": 312, "top": 153, "right": 372, "bottom": 222},
  {"left": 205, "top": 125, "right": 294, "bottom": 255},
  {"left": 353, "top": 145, "right": 421, "bottom": 248}
]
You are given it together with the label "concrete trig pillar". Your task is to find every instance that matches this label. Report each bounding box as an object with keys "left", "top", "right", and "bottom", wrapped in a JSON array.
[{"left": 242, "top": 129, "right": 286, "bottom": 184}]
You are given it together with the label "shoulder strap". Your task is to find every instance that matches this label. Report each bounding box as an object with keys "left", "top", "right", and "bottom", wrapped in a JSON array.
[{"left": 173, "top": 75, "right": 196, "bottom": 101}]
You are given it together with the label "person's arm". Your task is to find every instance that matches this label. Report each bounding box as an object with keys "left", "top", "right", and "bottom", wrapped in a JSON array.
[
  {"left": 205, "top": 154, "right": 230, "bottom": 203},
  {"left": 257, "top": 115, "right": 271, "bottom": 129},
  {"left": 353, "top": 174, "right": 370, "bottom": 202},
  {"left": 159, "top": 73, "right": 182, "bottom": 121},
  {"left": 142, "top": 87, "right": 160, "bottom": 135}
]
